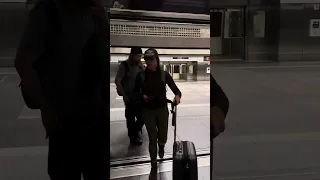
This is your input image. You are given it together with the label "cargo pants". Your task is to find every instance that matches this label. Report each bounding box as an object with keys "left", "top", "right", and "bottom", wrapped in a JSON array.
[{"left": 142, "top": 107, "right": 169, "bottom": 162}]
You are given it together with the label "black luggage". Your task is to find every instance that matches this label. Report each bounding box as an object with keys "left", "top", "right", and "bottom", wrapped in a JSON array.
[{"left": 169, "top": 100, "right": 198, "bottom": 180}]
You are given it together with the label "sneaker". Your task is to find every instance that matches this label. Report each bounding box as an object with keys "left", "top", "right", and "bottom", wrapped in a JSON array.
[{"left": 158, "top": 145, "right": 165, "bottom": 159}]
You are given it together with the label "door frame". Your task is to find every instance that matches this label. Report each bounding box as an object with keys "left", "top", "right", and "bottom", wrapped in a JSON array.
[
  {"left": 210, "top": 6, "right": 247, "bottom": 60},
  {"left": 169, "top": 64, "right": 181, "bottom": 80}
]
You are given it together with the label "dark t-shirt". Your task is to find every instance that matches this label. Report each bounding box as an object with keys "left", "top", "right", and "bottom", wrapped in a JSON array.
[{"left": 134, "top": 69, "right": 181, "bottom": 109}]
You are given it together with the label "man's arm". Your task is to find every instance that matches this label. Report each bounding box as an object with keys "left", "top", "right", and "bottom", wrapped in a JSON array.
[
  {"left": 211, "top": 74, "right": 229, "bottom": 116},
  {"left": 15, "top": 1, "right": 52, "bottom": 107},
  {"left": 210, "top": 74, "right": 229, "bottom": 138},
  {"left": 165, "top": 72, "right": 182, "bottom": 98},
  {"left": 114, "top": 62, "right": 127, "bottom": 96}
]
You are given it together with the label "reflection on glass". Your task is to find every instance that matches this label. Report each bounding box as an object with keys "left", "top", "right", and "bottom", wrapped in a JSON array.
[
  {"left": 112, "top": 0, "right": 126, "bottom": 8},
  {"left": 313, "top": 21, "right": 319, "bottom": 28},
  {"left": 253, "top": 11, "right": 266, "bottom": 38},
  {"left": 228, "top": 11, "right": 244, "bottom": 37},
  {"left": 26, "top": 0, "right": 36, "bottom": 12}
]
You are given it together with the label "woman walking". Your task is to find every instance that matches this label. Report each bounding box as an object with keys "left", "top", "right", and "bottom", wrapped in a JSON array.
[{"left": 133, "top": 48, "right": 182, "bottom": 167}]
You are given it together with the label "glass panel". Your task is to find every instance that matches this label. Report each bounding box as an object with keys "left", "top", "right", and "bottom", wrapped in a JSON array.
[
  {"left": 210, "top": 11, "right": 223, "bottom": 37},
  {"left": 228, "top": 11, "right": 244, "bottom": 37},
  {"left": 180, "top": 64, "right": 186, "bottom": 74},
  {"left": 173, "top": 65, "right": 179, "bottom": 73},
  {"left": 189, "top": 65, "right": 194, "bottom": 74},
  {"left": 253, "top": 11, "right": 266, "bottom": 38}
]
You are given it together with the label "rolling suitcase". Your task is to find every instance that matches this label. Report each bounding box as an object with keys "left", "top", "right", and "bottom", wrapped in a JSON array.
[{"left": 170, "top": 101, "right": 198, "bottom": 180}]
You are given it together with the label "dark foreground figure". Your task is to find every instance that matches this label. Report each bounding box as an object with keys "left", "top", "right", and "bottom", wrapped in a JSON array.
[
  {"left": 211, "top": 74, "right": 229, "bottom": 139},
  {"left": 15, "top": 0, "right": 109, "bottom": 179},
  {"left": 210, "top": 74, "right": 229, "bottom": 179}
]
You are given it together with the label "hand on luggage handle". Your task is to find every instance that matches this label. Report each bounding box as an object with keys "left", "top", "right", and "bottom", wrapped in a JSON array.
[
  {"left": 166, "top": 99, "right": 177, "bottom": 111},
  {"left": 166, "top": 99, "right": 177, "bottom": 106},
  {"left": 167, "top": 99, "right": 177, "bottom": 127}
]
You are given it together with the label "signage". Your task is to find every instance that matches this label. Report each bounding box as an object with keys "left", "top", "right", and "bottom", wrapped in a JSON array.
[
  {"left": 206, "top": 67, "right": 210, "bottom": 74},
  {"left": 204, "top": 56, "right": 211, "bottom": 61},
  {"left": 310, "top": 19, "right": 320, "bottom": 37}
]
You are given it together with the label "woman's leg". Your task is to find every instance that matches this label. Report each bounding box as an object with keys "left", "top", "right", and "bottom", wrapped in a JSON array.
[
  {"left": 156, "top": 107, "right": 169, "bottom": 158},
  {"left": 141, "top": 108, "right": 158, "bottom": 164}
]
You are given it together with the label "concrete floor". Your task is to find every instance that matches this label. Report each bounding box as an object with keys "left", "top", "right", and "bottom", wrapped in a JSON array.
[
  {"left": 212, "top": 62, "right": 320, "bottom": 180},
  {"left": 0, "top": 68, "right": 210, "bottom": 180},
  {"left": 110, "top": 82, "right": 210, "bottom": 161},
  {"left": 2, "top": 61, "right": 320, "bottom": 180},
  {"left": 0, "top": 72, "right": 48, "bottom": 180}
]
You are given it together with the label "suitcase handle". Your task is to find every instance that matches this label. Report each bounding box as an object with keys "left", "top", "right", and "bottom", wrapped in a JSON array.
[
  {"left": 167, "top": 99, "right": 177, "bottom": 142},
  {"left": 167, "top": 99, "right": 177, "bottom": 126}
]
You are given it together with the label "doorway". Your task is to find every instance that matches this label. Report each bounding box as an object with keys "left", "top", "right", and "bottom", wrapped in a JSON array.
[
  {"left": 171, "top": 64, "right": 180, "bottom": 80},
  {"left": 210, "top": 8, "right": 246, "bottom": 60},
  {"left": 162, "top": 63, "right": 187, "bottom": 80}
]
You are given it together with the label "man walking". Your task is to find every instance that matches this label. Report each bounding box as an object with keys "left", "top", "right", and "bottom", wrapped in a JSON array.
[{"left": 115, "top": 47, "right": 144, "bottom": 145}]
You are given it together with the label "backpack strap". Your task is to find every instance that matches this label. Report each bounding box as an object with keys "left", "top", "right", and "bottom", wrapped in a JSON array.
[
  {"left": 122, "top": 61, "right": 129, "bottom": 77},
  {"left": 140, "top": 70, "right": 167, "bottom": 91},
  {"left": 161, "top": 70, "right": 168, "bottom": 91},
  {"left": 161, "top": 70, "right": 166, "bottom": 85},
  {"left": 140, "top": 70, "right": 165, "bottom": 85}
]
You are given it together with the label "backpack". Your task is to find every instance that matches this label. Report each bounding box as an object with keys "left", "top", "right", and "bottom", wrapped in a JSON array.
[
  {"left": 116, "top": 61, "right": 129, "bottom": 96},
  {"left": 140, "top": 70, "right": 167, "bottom": 90}
]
